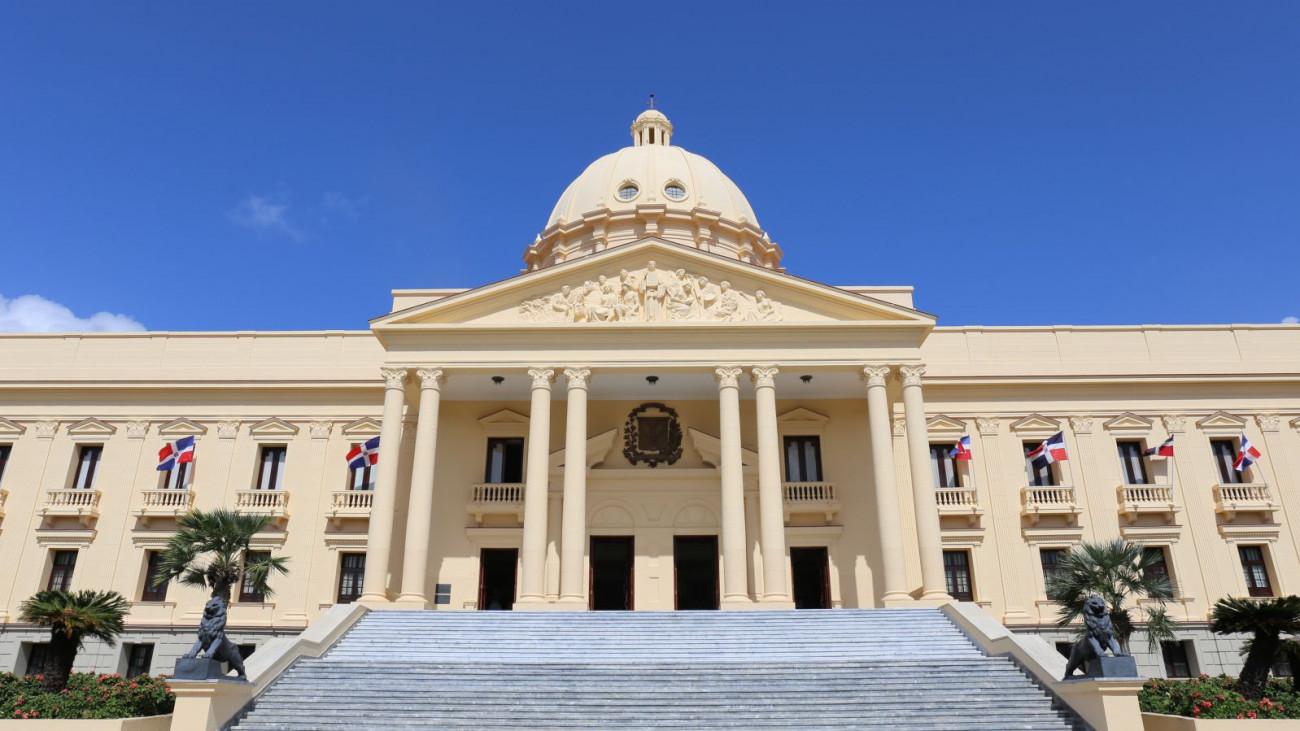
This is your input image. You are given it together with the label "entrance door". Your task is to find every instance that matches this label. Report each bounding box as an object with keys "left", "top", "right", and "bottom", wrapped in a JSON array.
[
  {"left": 478, "top": 548, "right": 518, "bottom": 610},
  {"left": 790, "top": 547, "right": 831, "bottom": 609},
  {"left": 673, "top": 536, "right": 720, "bottom": 610},
  {"left": 589, "top": 536, "right": 634, "bottom": 611}
]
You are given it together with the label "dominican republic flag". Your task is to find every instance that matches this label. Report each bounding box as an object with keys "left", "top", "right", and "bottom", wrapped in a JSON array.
[
  {"left": 1027, "top": 432, "right": 1068, "bottom": 470},
  {"left": 1234, "top": 435, "right": 1262, "bottom": 472},
  {"left": 1144, "top": 435, "right": 1175, "bottom": 458},
  {"left": 950, "top": 435, "right": 973, "bottom": 461},
  {"left": 346, "top": 436, "right": 380, "bottom": 471},
  {"left": 157, "top": 436, "right": 196, "bottom": 471}
]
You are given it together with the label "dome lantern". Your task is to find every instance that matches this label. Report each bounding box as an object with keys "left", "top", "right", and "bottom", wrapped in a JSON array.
[{"left": 631, "top": 110, "right": 673, "bottom": 147}]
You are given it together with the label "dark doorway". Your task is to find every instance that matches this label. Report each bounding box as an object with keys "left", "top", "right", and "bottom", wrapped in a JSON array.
[
  {"left": 590, "top": 536, "right": 634, "bottom": 611},
  {"left": 478, "top": 548, "right": 518, "bottom": 610},
  {"left": 791, "top": 547, "right": 831, "bottom": 609},
  {"left": 674, "top": 536, "right": 719, "bottom": 610}
]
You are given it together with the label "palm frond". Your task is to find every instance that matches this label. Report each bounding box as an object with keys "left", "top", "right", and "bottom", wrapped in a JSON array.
[{"left": 18, "top": 590, "right": 129, "bottom": 649}]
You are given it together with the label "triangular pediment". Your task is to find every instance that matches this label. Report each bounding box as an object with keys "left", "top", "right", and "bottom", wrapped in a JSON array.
[
  {"left": 66, "top": 417, "right": 115, "bottom": 437},
  {"left": 1010, "top": 414, "right": 1061, "bottom": 433},
  {"left": 778, "top": 408, "right": 830, "bottom": 434},
  {"left": 478, "top": 409, "right": 530, "bottom": 437},
  {"left": 248, "top": 417, "right": 299, "bottom": 438},
  {"left": 158, "top": 417, "right": 207, "bottom": 437},
  {"left": 340, "top": 417, "right": 382, "bottom": 437},
  {"left": 0, "top": 417, "right": 25, "bottom": 437},
  {"left": 1103, "top": 412, "right": 1154, "bottom": 432},
  {"left": 926, "top": 415, "right": 968, "bottom": 436},
  {"left": 373, "top": 239, "right": 934, "bottom": 329},
  {"left": 1197, "top": 411, "right": 1246, "bottom": 430}
]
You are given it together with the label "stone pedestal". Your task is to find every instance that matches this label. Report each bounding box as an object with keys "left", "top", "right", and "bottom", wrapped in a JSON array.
[
  {"left": 169, "top": 679, "right": 255, "bottom": 731},
  {"left": 173, "top": 657, "right": 241, "bottom": 681},
  {"left": 1083, "top": 655, "right": 1140, "bottom": 679}
]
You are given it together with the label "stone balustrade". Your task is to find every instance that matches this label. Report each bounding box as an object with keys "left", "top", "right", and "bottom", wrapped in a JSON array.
[
  {"left": 235, "top": 489, "right": 290, "bottom": 523},
  {"left": 327, "top": 489, "right": 374, "bottom": 527},
  {"left": 466, "top": 483, "right": 525, "bottom": 525},
  {"left": 1117, "top": 483, "right": 1179, "bottom": 524},
  {"left": 934, "top": 487, "right": 983, "bottom": 525},
  {"left": 1020, "top": 485, "right": 1081, "bottom": 525},
  {"left": 1213, "top": 482, "right": 1276, "bottom": 521},
  {"left": 136, "top": 488, "right": 196, "bottom": 526},
  {"left": 782, "top": 482, "right": 840, "bottom": 523},
  {"left": 39, "top": 488, "right": 103, "bottom": 526}
]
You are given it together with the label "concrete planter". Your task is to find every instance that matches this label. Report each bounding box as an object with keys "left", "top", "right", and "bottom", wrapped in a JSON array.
[
  {"left": 1143, "top": 712, "right": 1300, "bottom": 729},
  {"left": 0, "top": 716, "right": 171, "bottom": 730}
]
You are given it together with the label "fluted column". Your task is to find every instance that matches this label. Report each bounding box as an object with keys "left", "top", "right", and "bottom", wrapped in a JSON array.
[
  {"left": 899, "top": 364, "right": 950, "bottom": 602},
  {"left": 359, "top": 367, "right": 409, "bottom": 604},
  {"left": 559, "top": 368, "right": 591, "bottom": 605},
  {"left": 715, "top": 367, "right": 750, "bottom": 603},
  {"left": 751, "top": 366, "right": 790, "bottom": 602},
  {"left": 396, "top": 368, "right": 445, "bottom": 606},
  {"left": 519, "top": 367, "right": 556, "bottom": 603},
  {"left": 862, "top": 365, "right": 910, "bottom": 605}
]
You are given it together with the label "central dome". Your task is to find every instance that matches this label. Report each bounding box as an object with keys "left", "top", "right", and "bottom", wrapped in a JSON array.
[{"left": 525, "top": 110, "right": 782, "bottom": 272}]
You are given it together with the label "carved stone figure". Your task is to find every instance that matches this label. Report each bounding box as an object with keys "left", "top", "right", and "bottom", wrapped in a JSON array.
[
  {"left": 640, "top": 260, "right": 667, "bottom": 321},
  {"left": 1062, "top": 595, "right": 1126, "bottom": 679},
  {"left": 589, "top": 275, "right": 619, "bottom": 322},
  {"left": 749, "top": 289, "right": 780, "bottom": 321},
  {"left": 181, "top": 596, "right": 248, "bottom": 679},
  {"left": 713, "top": 281, "right": 741, "bottom": 321}
]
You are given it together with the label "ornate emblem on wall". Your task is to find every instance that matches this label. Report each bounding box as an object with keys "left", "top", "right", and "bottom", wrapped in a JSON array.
[
  {"left": 623, "top": 403, "right": 683, "bottom": 468},
  {"left": 519, "top": 261, "right": 782, "bottom": 323}
]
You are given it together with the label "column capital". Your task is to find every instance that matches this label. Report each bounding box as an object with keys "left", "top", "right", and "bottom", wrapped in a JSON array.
[
  {"left": 527, "top": 367, "right": 556, "bottom": 390},
  {"left": 897, "top": 363, "right": 926, "bottom": 387},
  {"left": 380, "top": 367, "right": 409, "bottom": 390},
  {"left": 976, "top": 417, "right": 1000, "bottom": 436},
  {"left": 860, "top": 364, "right": 892, "bottom": 388},
  {"left": 416, "top": 368, "right": 446, "bottom": 391},
  {"left": 1163, "top": 415, "right": 1187, "bottom": 434},
  {"left": 750, "top": 365, "right": 779, "bottom": 389},
  {"left": 714, "top": 366, "right": 743, "bottom": 389},
  {"left": 1257, "top": 413, "right": 1281, "bottom": 433},
  {"left": 1069, "top": 416, "right": 1094, "bottom": 435},
  {"left": 563, "top": 367, "right": 592, "bottom": 390}
]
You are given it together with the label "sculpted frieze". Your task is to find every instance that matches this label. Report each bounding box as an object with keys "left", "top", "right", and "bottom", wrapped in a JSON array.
[{"left": 519, "top": 261, "right": 782, "bottom": 323}]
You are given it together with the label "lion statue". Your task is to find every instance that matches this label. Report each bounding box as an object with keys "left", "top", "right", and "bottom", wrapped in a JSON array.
[
  {"left": 183, "top": 596, "right": 247, "bottom": 680},
  {"left": 1062, "top": 594, "right": 1125, "bottom": 679}
]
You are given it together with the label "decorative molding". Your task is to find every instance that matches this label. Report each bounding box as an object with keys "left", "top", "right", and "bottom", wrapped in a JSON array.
[
  {"left": 713, "top": 366, "right": 743, "bottom": 390},
  {"left": 1291, "top": 415, "right": 1300, "bottom": 431},
  {"left": 35, "top": 529, "right": 97, "bottom": 548},
  {"left": 1196, "top": 411, "right": 1247, "bottom": 433},
  {"left": 750, "top": 366, "right": 779, "bottom": 389},
  {"left": 976, "top": 417, "right": 1000, "bottom": 436},
  {"left": 341, "top": 417, "right": 383, "bottom": 437},
  {"left": 158, "top": 418, "right": 207, "bottom": 437},
  {"left": 248, "top": 417, "right": 299, "bottom": 439},
  {"left": 309, "top": 421, "right": 332, "bottom": 440},
  {"left": 1010, "top": 413, "right": 1061, "bottom": 434},
  {"left": 1216, "top": 524, "right": 1281, "bottom": 543},
  {"left": 527, "top": 368, "right": 556, "bottom": 390},
  {"left": 323, "top": 534, "right": 369, "bottom": 551},
  {"left": 1163, "top": 415, "right": 1187, "bottom": 434},
  {"left": 1256, "top": 414, "right": 1281, "bottom": 433},
  {"left": 519, "top": 261, "right": 782, "bottom": 323},
  {"left": 623, "top": 403, "right": 683, "bottom": 468},
  {"left": 1103, "top": 412, "right": 1154, "bottom": 432},
  {"left": 1117, "top": 525, "right": 1182, "bottom": 544},
  {"left": 892, "top": 418, "right": 907, "bottom": 437},
  {"left": 926, "top": 415, "right": 968, "bottom": 437},
  {"left": 34, "top": 421, "right": 58, "bottom": 439},
  {"left": 1021, "top": 526, "right": 1084, "bottom": 545},
  {"left": 125, "top": 421, "right": 149, "bottom": 440},
  {"left": 549, "top": 428, "right": 618, "bottom": 472},
  {"left": 860, "top": 365, "right": 891, "bottom": 388},
  {"left": 778, "top": 408, "right": 830, "bottom": 436},
  {"left": 563, "top": 368, "right": 592, "bottom": 390},
  {"left": 217, "top": 420, "right": 240, "bottom": 439},
  {"left": 897, "top": 364, "right": 925, "bottom": 387},
  {"left": 380, "top": 367, "right": 409, "bottom": 390},
  {"left": 416, "top": 368, "right": 446, "bottom": 391},
  {"left": 248, "top": 532, "right": 288, "bottom": 549},
  {"left": 130, "top": 534, "right": 172, "bottom": 549},
  {"left": 1068, "top": 416, "right": 1094, "bottom": 435},
  {"left": 66, "top": 417, "right": 115, "bottom": 438},
  {"left": 940, "top": 530, "right": 985, "bottom": 548},
  {"left": 0, "top": 418, "right": 25, "bottom": 437}
]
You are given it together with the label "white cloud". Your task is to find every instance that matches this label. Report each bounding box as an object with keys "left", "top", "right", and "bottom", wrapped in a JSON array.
[
  {"left": 1283, "top": 316, "right": 1299, "bottom": 324},
  {"left": 320, "top": 191, "right": 360, "bottom": 221},
  {"left": 0, "top": 294, "right": 145, "bottom": 333},
  {"left": 228, "top": 194, "right": 306, "bottom": 241}
]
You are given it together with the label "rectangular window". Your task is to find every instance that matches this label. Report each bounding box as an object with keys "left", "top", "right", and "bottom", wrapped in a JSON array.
[
  {"left": 1116, "top": 441, "right": 1150, "bottom": 485},
  {"left": 337, "top": 553, "right": 366, "bottom": 604},
  {"left": 1040, "top": 548, "right": 1066, "bottom": 585},
  {"left": 0, "top": 444, "right": 11, "bottom": 486},
  {"left": 929, "top": 444, "right": 961, "bottom": 488},
  {"left": 349, "top": 444, "right": 375, "bottom": 491},
  {"left": 783, "top": 436, "right": 823, "bottom": 482},
  {"left": 141, "top": 551, "right": 169, "bottom": 602},
  {"left": 71, "top": 445, "right": 103, "bottom": 489},
  {"left": 1161, "top": 640, "right": 1192, "bottom": 678},
  {"left": 126, "top": 644, "right": 154, "bottom": 678},
  {"left": 1239, "top": 545, "right": 1273, "bottom": 597},
  {"left": 239, "top": 551, "right": 270, "bottom": 603},
  {"left": 484, "top": 437, "right": 525, "bottom": 484},
  {"left": 161, "top": 459, "right": 191, "bottom": 490},
  {"left": 1144, "top": 546, "right": 1173, "bottom": 597},
  {"left": 1024, "top": 442, "right": 1057, "bottom": 487},
  {"left": 1211, "top": 439, "right": 1243, "bottom": 484},
  {"left": 48, "top": 550, "right": 77, "bottom": 591},
  {"left": 943, "top": 550, "right": 973, "bottom": 601},
  {"left": 255, "top": 447, "right": 286, "bottom": 490},
  {"left": 25, "top": 644, "right": 51, "bottom": 676}
]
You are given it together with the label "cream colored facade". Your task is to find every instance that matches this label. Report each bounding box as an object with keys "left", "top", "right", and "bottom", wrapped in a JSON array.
[{"left": 1, "top": 110, "right": 1299, "bottom": 678}]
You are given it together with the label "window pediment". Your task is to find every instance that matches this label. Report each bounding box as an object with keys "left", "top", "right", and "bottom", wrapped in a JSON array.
[
  {"left": 925, "top": 414, "right": 968, "bottom": 437},
  {"left": 0, "top": 417, "right": 25, "bottom": 437},
  {"left": 1196, "top": 411, "right": 1247, "bottom": 436},
  {"left": 1103, "top": 412, "right": 1154, "bottom": 433},
  {"left": 777, "top": 408, "right": 829, "bottom": 436},
  {"left": 157, "top": 418, "right": 207, "bottom": 437},
  {"left": 66, "top": 417, "right": 115, "bottom": 438},
  {"left": 341, "top": 417, "right": 382, "bottom": 437},
  {"left": 478, "top": 409, "right": 529, "bottom": 438},
  {"left": 248, "top": 417, "right": 299, "bottom": 439},
  {"left": 1010, "top": 414, "right": 1061, "bottom": 437}
]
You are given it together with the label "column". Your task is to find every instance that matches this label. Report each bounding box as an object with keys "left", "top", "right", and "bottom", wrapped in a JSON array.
[
  {"left": 359, "top": 367, "right": 408, "bottom": 604},
  {"left": 862, "top": 365, "right": 910, "bottom": 605},
  {"left": 518, "top": 367, "right": 555, "bottom": 603},
  {"left": 559, "top": 367, "right": 591, "bottom": 605},
  {"left": 396, "top": 368, "right": 445, "bottom": 606},
  {"left": 715, "top": 367, "right": 750, "bottom": 603},
  {"left": 898, "top": 364, "right": 950, "bottom": 602},
  {"left": 751, "top": 366, "right": 791, "bottom": 603}
]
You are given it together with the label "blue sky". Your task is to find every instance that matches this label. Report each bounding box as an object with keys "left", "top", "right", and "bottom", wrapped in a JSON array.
[{"left": 1, "top": 2, "right": 1297, "bottom": 332}]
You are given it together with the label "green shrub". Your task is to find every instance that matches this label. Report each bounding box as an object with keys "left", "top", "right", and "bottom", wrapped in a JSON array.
[
  {"left": 0, "top": 671, "right": 174, "bottom": 720},
  {"left": 1140, "top": 674, "right": 1300, "bottom": 720}
]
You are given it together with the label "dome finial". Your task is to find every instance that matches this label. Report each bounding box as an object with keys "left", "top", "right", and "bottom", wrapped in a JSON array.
[{"left": 632, "top": 102, "right": 673, "bottom": 147}]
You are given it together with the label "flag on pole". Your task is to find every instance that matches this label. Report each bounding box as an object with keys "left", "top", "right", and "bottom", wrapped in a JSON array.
[
  {"left": 950, "top": 435, "right": 973, "bottom": 461},
  {"left": 346, "top": 436, "right": 380, "bottom": 471},
  {"left": 1144, "top": 435, "right": 1175, "bottom": 458},
  {"left": 1027, "top": 432, "right": 1068, "bottom": 470},
  {"left": 157, "top": 436, "right": 196, "bottom": 471},
  {"left": 1234, "top": 435, "right": 1261, "bottom": 472}
]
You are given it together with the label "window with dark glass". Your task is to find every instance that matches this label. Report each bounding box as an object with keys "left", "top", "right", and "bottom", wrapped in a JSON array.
[
  {"left": 1040, "top": 548, "right": 1066, "bottom": 585},
  {"left": 1273, "top": 656, "right": 1293, "bottom": 678},
  {"left": 349, "top": 444, "right": 375, "bottom": 491},
  {"left": 48, "top": 550, "right": 77, "bottom": 591},
  {"left": 141, "top": 551, "right": 169, "bottom": 602},
  {"left": 0, "top": 444, "right": 11, "bottom": 486},
  {"left": 1239, "top": 545, "right": 1273, "bottom": 597},
  {"left": 25, "top": 644, "right": 50, "bottom": 676},
  {"left": 929, "top": 444, "right": 961, "bottom": 488},
  {"left": 255, "top": 447, "right": 286, "bottom": 490},
  {"left": 783, "top": 436, "right": 823, "bottom": 482},
  {"left": 943, "top": 550, "right": 973, "bottom": 601},
  {"left": 337, "top": 553, "right": 366, "bottom": 604},
  {"left": 161, "top": 458, "right": 191, "bottom": 490},
  {"left": 239, "top": 551, "right": 270, "bottom": 602},
  {"left": 484, "top": 437, "right": 525, "bottom": 484},
  {"left": 1143, "top": 546, "right": 1173, "bottom": 597},
  {"left": 126, "top": 644, "right": 154, "bottom": 678},
  {"left": 1116, "top": 441, "right": 1150, "bottom": 485},
  {"left": 1211, "top": 439, "right": 1243, "bottom": 484},
  {"left": 71, "top": 445, "right": 102, "bottom": 490},
  {"left": 1161, "top": 640, "right": 1192, "bottom": 678},
  {"left": 1024, "top": 443, "right": 1056, "bottom": 487}
]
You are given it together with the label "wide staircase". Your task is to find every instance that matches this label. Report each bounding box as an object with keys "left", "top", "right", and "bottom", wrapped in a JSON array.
[{"left": 231, "top": 609, "right": 1080, "bottom": 730}]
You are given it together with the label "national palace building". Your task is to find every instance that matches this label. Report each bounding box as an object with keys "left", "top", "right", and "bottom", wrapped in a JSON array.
[{"left": 1, "top": 109, "right": 1297, "bottom": 680}]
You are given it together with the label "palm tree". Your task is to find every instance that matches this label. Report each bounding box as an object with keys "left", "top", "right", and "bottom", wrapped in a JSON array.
[
  {"left": 1045, "top": 538, "right": 1174, "bottom": 651},
  {"left": 1210, "top": 596, "right": 1300, "bottom": 700},
  {"left": 19, "top": 590, "right": 129, "bottom": 692},
  {"left": 155, "top": 509, "right": 290, "bottom": 605}
]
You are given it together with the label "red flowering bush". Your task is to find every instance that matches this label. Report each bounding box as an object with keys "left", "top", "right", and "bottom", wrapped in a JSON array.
[
  {"left": 1140, "top": 674, "right": 1300, "bottom": 719},
  {"left": 0, "top": 671, "right": 173, "bottom": 719}
]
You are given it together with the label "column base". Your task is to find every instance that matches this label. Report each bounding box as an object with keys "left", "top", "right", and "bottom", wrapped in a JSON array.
[
  {"left": 392, "top": 595, "right": 431, "bottom": 609},
  {"left": 720, "top": 597, "right": 757, "bottom": 610},
  {"left": 916, "top": 591, "right": 954, "bottom": 606},
  {"left": 882, "top": 592, "right": 916, "bottom": 607},
  {"left": 356, "top": 595, "right": 396, "bottom": 609},
  {"left": 758, "top": 598, "right": 796, "bottom": 610},
  {"left": 513, "top": 598, "right": 562, "bottom": 611}
]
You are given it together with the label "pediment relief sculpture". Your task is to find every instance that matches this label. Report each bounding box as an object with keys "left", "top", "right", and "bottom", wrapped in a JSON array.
[{"left": 519, "top": 261, "right": 782, "bottom": 323}]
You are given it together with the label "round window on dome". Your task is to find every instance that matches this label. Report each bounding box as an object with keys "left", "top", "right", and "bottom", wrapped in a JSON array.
[
  {"left": 617, "top": 184, "right": 640, "bottom": 201},
  {"left": 664, "top": 183, "right": 687, "bottom": 201}
]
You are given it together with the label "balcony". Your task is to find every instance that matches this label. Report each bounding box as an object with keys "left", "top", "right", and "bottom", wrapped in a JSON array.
[
  {"left": 783, "top": 482, "right": 840, "bottom": 523},
  {"left": 327, "top": 490, "right": 373, "bottom": 527},
  {"left": 935, "top": 487, "right": 983, "bottom": 526},
  {"left": 1020, "top": 485, "right": 1081, "bottom": 525},
  {"left": 1213, "top": 483, "right": 1276, "bottom": 522},
  {"left": 135, "top": 488, "right": 195, "bottom": 526},
  {"left": 235, "top": 489, "right": 289, "bottom": 524},
  {"left": 38, "top": 488, "right": 102, "bottom": 526},
  {"left": 1117, "top": 484, "right": 1179, "bottom": 524},
  {"left": 466, "top": 483, "right": 524, "bottom": 525}
]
